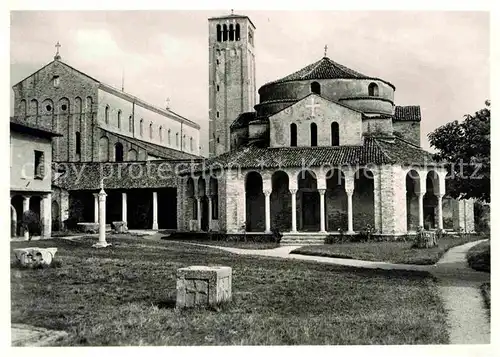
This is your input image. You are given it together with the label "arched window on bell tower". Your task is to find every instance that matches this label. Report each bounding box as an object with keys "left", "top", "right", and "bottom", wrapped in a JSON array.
[
  {"left": 229, "top": 24, "right": 234, "bottom": 41},
  {"left": 331, "top": 122, "right": 339, "bottom": 146},
  {"left": 75, "top": 132, "right": 81, "bottom": 156},
  {"left": 290, "top": 123, "right": 297, "bottom": 147},
  {"left": 216, "top": 24, "right": 222, "bottom": 42},
  {"left": 368, "top": 82, "right": 379, "bottom": 96},
  {"left": 311, "top": 123, "right": 318, "bottom": 147},
  {"left": 235, "top": 23, "right": 241, "bottom": 41},
  {"left": 311, "top": 82, "right": 321, "bottom": 95},
  {"left": 223, "top": 24, "right": 228, "bottom": 41}
]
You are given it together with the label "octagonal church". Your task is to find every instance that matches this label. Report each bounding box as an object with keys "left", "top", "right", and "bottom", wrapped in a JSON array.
[{"left": 178, "top": 13, "right": 474, "bottom": 240}]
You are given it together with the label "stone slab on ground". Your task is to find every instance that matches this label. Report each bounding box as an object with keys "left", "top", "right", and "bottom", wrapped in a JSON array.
[
  {"left": 176, "top": 265, "right": 232, "bottom": 308},
  {"left": 11, "top": 323, "right": 68, "bottom": 346}
]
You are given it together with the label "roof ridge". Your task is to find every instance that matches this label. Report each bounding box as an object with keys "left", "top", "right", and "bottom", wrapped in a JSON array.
[{"left": 370, "top": 137, "right": 395, "bottom": 163}]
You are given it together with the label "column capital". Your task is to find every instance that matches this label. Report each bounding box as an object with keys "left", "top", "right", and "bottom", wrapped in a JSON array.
[
  {"left": 318, "top": 188, "right": 326, "bottom": 195},
  {"left": 415, "top": 191, "right": 425, "bottom": 197},
  {"left": 345, "top": 188, "right": 354, "bottom": 195},
  {"left": 289, "top": 188, "right": 298, "bottom": 195},
  {"left": 22, "top": 195, "right": 31, "bottom": 200},
  {"left": 263, "top": 189, "right": 272, "bottom": 197}
]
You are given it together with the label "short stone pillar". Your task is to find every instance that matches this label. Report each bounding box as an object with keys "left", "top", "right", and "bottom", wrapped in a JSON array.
[
  {"left": 176, "top": 266, "right": 232, "bottom": 308},
  {"left": 13, "top": 247, "right": 58, "bottom": 268}
]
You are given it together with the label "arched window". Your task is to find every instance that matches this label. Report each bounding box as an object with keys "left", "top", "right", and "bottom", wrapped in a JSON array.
[
  {"left": 176, "top": 132, "right": 179, "bottom": 147},
  {"left": 168, "top": 129, "right": 171, "bottom": 145},
  {"left": 149, "top": 122, "right": 153, "bottom": 139},
  {"left": 290, "top": 123, "right": 297, "bottom": 147},
  {"left": 20, "top": 99, "right": 27, "bottom": 117},
  {"left": 128, "top": 115, "right": 133, "bottom": 132},
  {"left": 75, "top": 132, "right": 81, "bottom": 156},
  {"left": 235, "top": 24, "right": 241, "bottom": 41},
  {"left": 229, "top": 24, "right": 234, "bottom": 41},
  {"left": 105, "top": 105, "right": 110, "bottom": 124},
  {"left": 311, "top": 81, "right": 321, "bottom": 95},
  {"left": 311, "top": 123, "right": 318, "bottom": 147},
  {"left": 216, "top": 24, "right": 222, "bottom": 42},
  {"left": 159, "top": 126, "right": 163, "bottom": 142},
  {"left": 30, "top": 99, "right": 38, "bottom": 117},
  {"left": 117, "top": 110, "right": 122, "bottom": 129},
  {"left": 115, "top": 142, "right": 124, "bottom": 162},
  {"left": 368, "top": 82, "right": 379, "bottom": 96},
  {"left": 190, "top": 137, "right": 193, "bottom": 151},
  {"left": 223, "top": 24, "right": 228, "bottom": 41},
  {"left": 139, "top": 119, "right": 144, "bottom": 136},
  {"left": 331, "top": 122, "right": 339, "bottom": 146}
]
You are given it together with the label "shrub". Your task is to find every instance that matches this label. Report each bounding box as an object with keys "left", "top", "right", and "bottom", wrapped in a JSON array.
[
  {"left": 22, "top": 210, "right": 40, "bottom": 239},
  {"left": 271, "top": 227, "right": 282, "bottom": 244}
]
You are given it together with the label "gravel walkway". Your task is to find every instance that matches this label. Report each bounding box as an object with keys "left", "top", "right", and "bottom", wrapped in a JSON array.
[{"left": 171, "top": 239, "right": 490, "bottom": 344}]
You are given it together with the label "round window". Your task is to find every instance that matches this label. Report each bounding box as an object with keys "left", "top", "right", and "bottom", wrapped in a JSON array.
[
  {"left": 61, "top": 104, "right": 67, "bottom": 111},
  {"left": 46, "top": 105, "right": 52, "bottom": 111}
]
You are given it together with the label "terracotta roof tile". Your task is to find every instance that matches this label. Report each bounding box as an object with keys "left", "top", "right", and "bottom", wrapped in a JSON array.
[
  {"left": 394, "top": 106, "right": 421, "bottom": 122},
  {"left": 186, "top": 137, "right": 438, "bottom": 174},
  {"left": 261, "top": 57, "right": 395, "bottom": 89}
]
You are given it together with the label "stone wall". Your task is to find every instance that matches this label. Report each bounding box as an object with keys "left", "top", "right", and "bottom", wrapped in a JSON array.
[
  {"left": 269, "top": 94, "right": 363, "bottom": 147},
  {"left": 258, "top": 78, "right": 395, "bottom": 117},
  {"left": 12, "top": 60, "right": 99, "bottom": 162},
  {"left": 393, "top": 121, "right": 421, "bottom": 146}
]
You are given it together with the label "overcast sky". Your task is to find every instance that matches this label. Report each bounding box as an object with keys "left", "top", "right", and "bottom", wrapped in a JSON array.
[{"left": 10, "top": 10, "right": 489, "bottom": 155}]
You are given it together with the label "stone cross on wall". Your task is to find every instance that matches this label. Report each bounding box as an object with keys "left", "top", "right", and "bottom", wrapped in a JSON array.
[{"left": 305, "top": 97, "right": 320, "bottom": 117}]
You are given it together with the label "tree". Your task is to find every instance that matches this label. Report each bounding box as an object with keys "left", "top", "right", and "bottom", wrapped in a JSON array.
[{"left": 428, "top": 100, "right": 490, "bottom": 202}]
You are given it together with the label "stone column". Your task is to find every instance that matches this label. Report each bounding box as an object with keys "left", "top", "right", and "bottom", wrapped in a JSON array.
[
  {"left": 208, "top": 195, "right": 213, "bottom": 231},
  {"left": 93, "top": 185, "right": 110, "bottom": 248},
  {"left": 437, "top": 193, "right": 444, "bottom": 230},
  {"left": 264, "top": 189, "right": 271, "bottom": 233},
  {"left": 196, "top": 196, "right": 202, "bottom": 231},
  {"left": 122, "top": 192, "right": 127, "bottom": 224},
  {"left": 93, "top": 193, "right": 99, "bottom": 223},
  {"left": 152, "top": 191, "right": 158, "bottom": 230},
  {"left": 417, "top": 191, "right": 424, "bottom": 228},
  {"left": 346, "top": 188, "right": 354, "bottom": 234},
  {"left": 290, "top": 188, "right": 298, "bottom": 232},
  {"left": 318, "top": 189, "right": 326, "bottom": 233},
  {"left": 22, "top": 195, "right": 30, "bottom": 240},
  {"left": 41, "top": 194, "right": 52, "bottom": 238}
]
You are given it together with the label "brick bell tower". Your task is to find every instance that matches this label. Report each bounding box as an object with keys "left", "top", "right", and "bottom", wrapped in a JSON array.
[{"left": 208, "top": 12, "right": 256, "bottom": 157}]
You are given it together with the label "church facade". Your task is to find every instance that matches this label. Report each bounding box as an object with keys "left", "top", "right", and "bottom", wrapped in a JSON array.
[
  {"left": 11, "top": 49, "right": 202, "bottom": 231},
  {"left": 177, "top": 13, "right": 475, "bottom": 240}
]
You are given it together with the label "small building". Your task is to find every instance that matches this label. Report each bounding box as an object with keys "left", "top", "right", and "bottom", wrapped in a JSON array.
[{"left": 10, "top": 116, "right": 61, "bottom": 238}]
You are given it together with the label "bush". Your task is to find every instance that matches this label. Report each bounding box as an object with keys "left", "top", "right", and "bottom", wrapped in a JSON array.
[
  {"left": 22, "top": 210, "right": 41, "bottom": 239},
  {"left": 271, "top": 227, "right": 282, "bottom": 244}
]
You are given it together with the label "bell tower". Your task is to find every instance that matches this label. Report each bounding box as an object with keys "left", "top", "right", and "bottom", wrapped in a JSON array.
[{"left": 208, "top": 12, "right": 256, "bottom": 157}]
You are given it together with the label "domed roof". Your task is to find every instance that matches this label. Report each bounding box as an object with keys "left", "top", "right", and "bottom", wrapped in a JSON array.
[{"left": 260, "top": 56, "right": 394, "bottom": 89}]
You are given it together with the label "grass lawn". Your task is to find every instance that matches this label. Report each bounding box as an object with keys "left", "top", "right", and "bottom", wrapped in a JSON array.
[
  {"left": 466, "top": 241, "right": 490, "bottom": 272},
  {"left": 170, "top": 240, "right": 280, "bottom": 250},
  {"left": 291, "top": 234, "right": 487, "bottom": 265},
  {"left": 11, "top": 235, "right": 448, "bottom": 346}
]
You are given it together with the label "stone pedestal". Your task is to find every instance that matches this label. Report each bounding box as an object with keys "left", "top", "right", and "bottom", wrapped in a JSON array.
[
  {"left": 414, "top": 231, "right": 437, "bottom": 249},
  {"left": 13, "top": 247, "right": 58, "bottom": 267},
  {"left": 176, "top": 266, "right": 232, "bottom": 308}
]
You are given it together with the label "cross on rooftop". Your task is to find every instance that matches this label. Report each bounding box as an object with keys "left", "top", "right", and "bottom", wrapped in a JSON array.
[
  {"left": 306, "top": 97, "right": 320, "bottom": 117},
  {"left": 166, "top": 98, "right": 171, "bottom": 109},
  {"left": 231, "top": 9, "right": 234, "bottom": 15},
  {"left": 324, "top": 44, "right": 328, "bottom": 57},
  {"left": 54, "top": 41, "right": 61, "bottom": 60}
]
